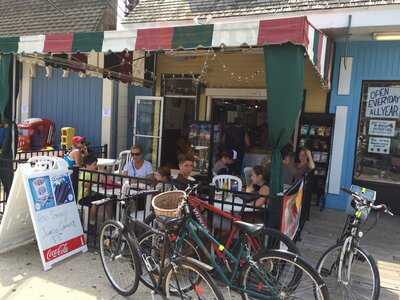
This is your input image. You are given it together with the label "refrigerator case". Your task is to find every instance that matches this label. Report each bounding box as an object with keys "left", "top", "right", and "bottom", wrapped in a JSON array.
[{"left": 188, "top": 122, "right": 213, "bottom": 175}]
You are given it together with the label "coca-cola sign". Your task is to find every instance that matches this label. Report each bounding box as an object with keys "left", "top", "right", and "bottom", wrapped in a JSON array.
[{"left": 43, "top": 235, "right": 85, "bottom": 262}]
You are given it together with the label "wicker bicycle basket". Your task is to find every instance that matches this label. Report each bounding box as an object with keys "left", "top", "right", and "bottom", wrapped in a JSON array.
[{"left": 151, "top": 191, "right": 186, "bottom": 218}]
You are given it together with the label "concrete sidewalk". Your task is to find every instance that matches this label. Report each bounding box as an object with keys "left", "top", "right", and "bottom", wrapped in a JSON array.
[{"left": 0, "top": 208, "right": 399, "bottom": 299}]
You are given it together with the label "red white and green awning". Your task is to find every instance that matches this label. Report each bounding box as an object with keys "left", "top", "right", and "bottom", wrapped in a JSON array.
[{"left": 0, "top": 16, "right": 333, "bottom": 88}]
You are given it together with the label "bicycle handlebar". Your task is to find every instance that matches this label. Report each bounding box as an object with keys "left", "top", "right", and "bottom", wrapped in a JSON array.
[
  {"left": 341, "top": 187, "right": 394, "bottom": 216},
  {"left": 92, "top": 189, "right": 159, "bottom": 206}
]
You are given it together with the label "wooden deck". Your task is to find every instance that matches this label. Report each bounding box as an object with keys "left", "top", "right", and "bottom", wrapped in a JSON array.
[{"left": 298, "top": 207, "right": 400, "bottom": 299}]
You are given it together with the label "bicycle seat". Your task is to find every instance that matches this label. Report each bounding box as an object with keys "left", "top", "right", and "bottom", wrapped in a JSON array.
[
  {"left": 233, "top": 220, "right": 264, "bottom": 236},
  {"left": 155, "top": 215, "right": 184, "bottom": 231}
]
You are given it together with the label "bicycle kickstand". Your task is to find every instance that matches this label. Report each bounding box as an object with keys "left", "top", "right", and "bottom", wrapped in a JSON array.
[
  {"left": 226, "top": 286, "right": 233, "bottom": 300},
  {"left": 151, "top": 290, "right": 167, "bottom": 300}
]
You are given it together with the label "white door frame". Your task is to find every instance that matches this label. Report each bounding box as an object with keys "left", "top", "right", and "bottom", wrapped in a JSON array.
[{"left": 133, "top": 96, "right": 164, "bottom": 167}]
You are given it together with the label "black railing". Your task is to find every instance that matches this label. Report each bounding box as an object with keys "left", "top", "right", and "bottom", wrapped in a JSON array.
[
  {"left": 74, "top": 167, "right": 269, "bottom": 248},
  {"left": 0, "top": 145, "right": 108, "bottom": 216},
  {"left": 75, "top": 168, "right": 171, "bottom": 247}
]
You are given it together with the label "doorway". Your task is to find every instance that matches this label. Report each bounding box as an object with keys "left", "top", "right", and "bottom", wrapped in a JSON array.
[{"left": 160, "top": 75, "right": 199, "bottom": 168}]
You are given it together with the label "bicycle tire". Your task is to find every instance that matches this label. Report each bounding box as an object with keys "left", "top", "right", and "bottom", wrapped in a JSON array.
[
  {"left": 163, "top": 257, "right": 225, "bottom": 300},
  {"left": 241, "top": 249, "right": 329, "bottom": 300},
  {"left": 137, "top": 229, "right": 201, "bottom": 289},
  {"left": 258, "top": 227, "right": 300, "bottom": 255},
  {"left": 99, "top": 220, "right": 140, "bottom": 296},
  {"left": 316, "top": 243, "right": 380, "bottom": 300}
]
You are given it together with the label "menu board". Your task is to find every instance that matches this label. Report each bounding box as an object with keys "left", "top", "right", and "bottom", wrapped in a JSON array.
[{"left": 0, "top": 157, "right": 87, "bottom": 271}]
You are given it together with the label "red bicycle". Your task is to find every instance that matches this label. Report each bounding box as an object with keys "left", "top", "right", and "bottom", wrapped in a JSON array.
[{"left": 144, "top": 186, "right": 300, "bottom": 256}]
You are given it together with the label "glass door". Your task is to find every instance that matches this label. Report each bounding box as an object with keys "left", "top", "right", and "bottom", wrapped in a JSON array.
[{"left": 133, "top": 96, "right": 164, "bottom": 168}]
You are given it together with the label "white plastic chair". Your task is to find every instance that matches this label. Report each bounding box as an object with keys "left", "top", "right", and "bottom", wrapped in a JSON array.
[
  {"left": 114, "top": 150, "right": 132, "bottom": 174},
  {"left": 243, "top": 167, "right": 253, "bottom": 187},
  {"left": 212, "top": 175, "right": 243, "bottom": 191}
]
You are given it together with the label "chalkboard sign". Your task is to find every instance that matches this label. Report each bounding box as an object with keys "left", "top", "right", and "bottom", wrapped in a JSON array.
[{"left": 0, "top": 157, "right": 87, "bottom": 271}]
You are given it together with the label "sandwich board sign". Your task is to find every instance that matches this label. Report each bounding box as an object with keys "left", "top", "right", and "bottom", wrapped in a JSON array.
[{"left": 0, "top": 156, "right": 87, "bottom": 271}]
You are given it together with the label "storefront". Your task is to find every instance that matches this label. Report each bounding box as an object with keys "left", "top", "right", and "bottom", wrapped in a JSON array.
[
  {"left": 0, "top": 16, "right": 333, "bottom": 200},
  {"left": 326, "top": 40, "right": 400, "bottom": 214},
  {"left": 140, "top": 23, "right": 333, "bottom": 176}
]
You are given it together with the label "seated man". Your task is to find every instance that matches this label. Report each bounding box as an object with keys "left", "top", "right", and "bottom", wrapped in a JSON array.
[
  {"left": 212, "top": 149, "right": 237, "bottom": 176},
  {"left": 174, "top": 153, "right": 196, "bottom": 188}
]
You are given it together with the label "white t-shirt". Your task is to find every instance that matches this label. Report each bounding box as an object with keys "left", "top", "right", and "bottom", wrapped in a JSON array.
[{"left": 123, "top": 160, "right": 153, "bottom": 178}]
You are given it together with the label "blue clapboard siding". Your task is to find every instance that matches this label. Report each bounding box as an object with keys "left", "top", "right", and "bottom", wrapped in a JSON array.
[
  {"left": 127, "top": 85, "right": 153, "bottom": 148},
  {"left": 31, "top": 67, "right": 103, "bottom": 147},
  {"left": 327, "top": 41, "right": 400, "bottom": 210}
]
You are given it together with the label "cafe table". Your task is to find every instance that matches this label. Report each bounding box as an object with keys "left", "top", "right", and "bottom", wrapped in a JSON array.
[
  {"left": 97, "top": 158, "right": 117, "bottom": 172},
  {"left": 91, "top": 182, "right": 155, "bottom": 221}
]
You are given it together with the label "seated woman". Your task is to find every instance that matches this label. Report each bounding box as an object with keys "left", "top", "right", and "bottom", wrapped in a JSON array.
[
  {"left": 66, "top": 136, "right": 88, "bottom": 167},
  {"left": 123, "top": 145, "right": 153, "bottom": 178},
  {"left": 246, "top": 166, "right": 270, "bottom": 207}
]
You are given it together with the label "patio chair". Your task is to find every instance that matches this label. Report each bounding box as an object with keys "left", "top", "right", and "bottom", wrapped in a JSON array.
[
  {"left": 114, "top": 150, "right": 132, "bottom": 174},
  {"left": 212, "top": 174, "right": 243, "bottom": 191}
]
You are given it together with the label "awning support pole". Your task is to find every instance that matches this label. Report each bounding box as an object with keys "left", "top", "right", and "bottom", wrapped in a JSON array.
[{"left": 11, "top": 54, "right": 16, "bottom": 158}]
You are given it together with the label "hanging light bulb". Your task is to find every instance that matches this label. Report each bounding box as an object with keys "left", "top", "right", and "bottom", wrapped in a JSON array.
[
  {"left": 62, "top": 69, "right": 69, "bottom": 78},
  {"left": 45, "top": 65, "right": 52, "bottom": 78}
]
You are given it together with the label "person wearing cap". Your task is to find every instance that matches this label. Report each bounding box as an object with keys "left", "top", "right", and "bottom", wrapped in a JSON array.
[
  {"left": 212, "top": 149, "right": 237, "bottom": 176},
  {"left": 67, "top": 136, "right": 87, "bottom": 167}
]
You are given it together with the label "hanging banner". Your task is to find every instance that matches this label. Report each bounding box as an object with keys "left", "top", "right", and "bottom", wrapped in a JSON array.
[
  {"left": 280, "top": 181, "right": 304, "bottom": 240},
  {"left": 369, "top": 120, "right": 396, "bottom": 137},
  {"left": 366, "top": 87, "right": 400, "bottom": 119},
  {"left": 368, "top": 137, "right": 391, "bottom": 154},
  {"left": 0, "top": 157, "right": 87, "bottom": 271}
]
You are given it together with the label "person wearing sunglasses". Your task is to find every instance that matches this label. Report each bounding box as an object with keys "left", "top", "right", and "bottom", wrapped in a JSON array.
[{"left": 122, "top": 145, "right": 153, "bottom": 178}]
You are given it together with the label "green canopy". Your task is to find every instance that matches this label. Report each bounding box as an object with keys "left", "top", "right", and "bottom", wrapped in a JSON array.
[
  {"left": 0, "top": 54, "right": 11, "bottom": 118},
  {"left": 264, "top": 44, "right": 305, "bottom": 228}
]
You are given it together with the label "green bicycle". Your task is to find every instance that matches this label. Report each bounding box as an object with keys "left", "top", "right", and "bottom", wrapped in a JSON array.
[{"left": 140, "top": 185, "right": 330, "bottom": 300}]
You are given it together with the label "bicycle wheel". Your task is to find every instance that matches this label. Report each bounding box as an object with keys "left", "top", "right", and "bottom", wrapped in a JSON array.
[
  {"left": 317, "top": 243, "right": 380, "bottom": 300},
  {"left": 99, "top": 220, "right": 140, "bottom": 296},
  {"left": 256, "top": 227, "right": 300, "bottom": 255},
  {"left": 137, "top": 229, "right": 201, "bottom": 289},
  {"left": 163, "top": 257, "right": 225, "bottom": 300},
  {"left": 241, "top": 249, "right": 329, "bottom": 300}
]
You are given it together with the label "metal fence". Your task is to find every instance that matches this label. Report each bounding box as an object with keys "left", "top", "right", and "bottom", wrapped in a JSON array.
[
  {"left": 0, "top": 145, "right": 108, "bottom": 216},
  {"left": 74, "top": 167, "right": 269, "bottom": 248}
]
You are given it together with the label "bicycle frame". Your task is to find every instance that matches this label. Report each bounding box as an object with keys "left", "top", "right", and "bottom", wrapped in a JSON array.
[
  {"left": 188, "top": 195, "right": 262, "bottom": 255},
  {"left": 178, "top": 213, "right": 279, "bottom": 299}
]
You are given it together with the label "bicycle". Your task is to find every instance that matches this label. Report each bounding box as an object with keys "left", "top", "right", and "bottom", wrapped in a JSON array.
[
  {"left": 141, "top": 185, "right": 329, "bottom": 300},
  {"left": 98, "top": 191, "right": 223, "bottom": 299},
  {"left": 144, "top": 182, "right": 300, "bottom": 256},
  {"left": 316, "top": 187, "right": 394, "bottom": 300}
]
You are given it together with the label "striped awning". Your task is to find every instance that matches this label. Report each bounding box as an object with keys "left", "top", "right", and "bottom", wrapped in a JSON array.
[{"left": 0, "top": 16, "right": 333, "bottom": 88}]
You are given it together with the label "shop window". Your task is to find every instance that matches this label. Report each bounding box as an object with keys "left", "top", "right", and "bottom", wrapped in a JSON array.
[{"left": 354, "top": 81, "right": 400, "bottom": 184}]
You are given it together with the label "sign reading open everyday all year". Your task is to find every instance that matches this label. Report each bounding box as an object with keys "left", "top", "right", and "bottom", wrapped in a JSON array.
[
  {"left": 0, "top": 157, "right": 87, "bottom": 271},
  {"left": 366, "top": 87, "right": 400, "bottom": 118}
]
